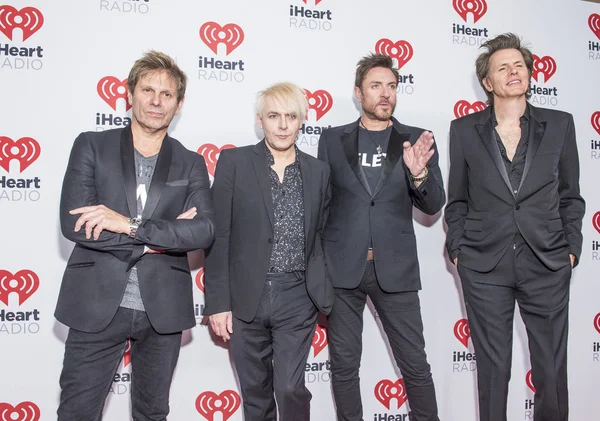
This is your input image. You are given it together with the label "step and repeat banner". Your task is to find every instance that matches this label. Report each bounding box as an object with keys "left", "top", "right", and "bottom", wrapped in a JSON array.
[{"left": 1, "top": 0, "right": 600, "bottom": 419}]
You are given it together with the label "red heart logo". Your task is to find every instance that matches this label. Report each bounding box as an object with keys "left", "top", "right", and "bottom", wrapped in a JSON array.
[
  {"left": 195, "top": 268, "right": 205, "bottom": 293},
  {"left": 0, "top": 270, "right": 39, "bottom": 306},
  {"left": 453, "top": 100, "right": 487, "bottom": 119},
  {"left": 197, "top": 144, "right": 236, "bottom": 177},
  {"left": 532, "top": 55, "right": 557, "bottom": 83},
  {"left": 452, "top": 0, "right": 487, "bottom": 24},
  {"left": 0, "top": 402, "right": 40, "bottom": 421},
  {"left": 375, "top": 39, "right": 413, "bottom": 70},
  {"left": 374, "top": 379, "right": 408, "bottom": 410},
  {"left": 589, "top": 14, "right": 600, "bottom": 40},
  {"left": 592, "top": 211, "right": 600, "bottom": 234},
  {"left": 0, "top": 137, "right": 41, "bottom": 173},
  {"left": 591, "top": 112, "right": 600, "bottom": 136},
  {"left": 200, "top": 22, "right": 244, "bottom": 56},
  {"left": 304, "top": 89, "right": 333, "bottom": 121},
  {"left": 526, "top": 370, "right": 536, "bottom": 393},
  {"left": 453, "top": 318, "right": 471, "bottom": 348},
  {"left": 311, "top": 325, "right": 328, "bottom": 357},
  {"left": 302, "top": 0, "right": 323, "bottom": 5},
  {"left": 0, "top": 6, "right": 44, "bottom": 41},
  {"left": 594, "top": 313, "right": 600, "bottom": 335},
  {"left": 97, "top": 77, "right": 131, "bottom": 112},
  {"left": 123, "top": 339, "right": 131, "bottom": 367},
  {"left": 195, "top": 390, "right": 241, "bottom": 421}
]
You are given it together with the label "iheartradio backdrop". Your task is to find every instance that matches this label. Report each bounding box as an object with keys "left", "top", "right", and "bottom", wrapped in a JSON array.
[{"left": 1, "top": 0, "right": 600, "bottom": 420}]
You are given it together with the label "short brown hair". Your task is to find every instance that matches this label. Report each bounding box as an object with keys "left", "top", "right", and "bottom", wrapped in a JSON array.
[
  {"left": 355, "top": 53, "right": 400, "bottom": 89},
  {"left": 127, "top": 50, "right": 187, "bottom": 102},
  {"left": 475, "top": 33, "right": 534, "bottom": 105}
]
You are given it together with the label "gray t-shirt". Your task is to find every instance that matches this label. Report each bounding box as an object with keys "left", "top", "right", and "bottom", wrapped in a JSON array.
[
  {"left": 119, "top": 149, "right": 159, "bottom": 312},
  {"left": 358, "top": 125, "right": 392, "bottom": 192}
]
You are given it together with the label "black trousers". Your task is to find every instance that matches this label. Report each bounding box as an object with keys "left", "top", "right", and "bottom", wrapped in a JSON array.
[
  {"left": 327, "top": 261, "right": 439, "bottom": 421},
  {"left": 230, "top": 271, "right": 318, "bottom": 421},
  {"left": 458, "top": 239, "right": 571, "bottom": 421}
]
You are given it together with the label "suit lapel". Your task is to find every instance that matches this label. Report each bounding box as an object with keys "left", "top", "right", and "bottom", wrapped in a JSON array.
[
  {"left": 475, "top": 111, "right": 514, "bottom": 198},
  {"left": 252, "top": 141, "right": 275, "bottom": 228},
  {"left": 519, "top": 106, "right": 546, "bottom": 191},
  {"left": 372, "top": 125, "right": 409, "bottom": 197},
  {"left": 341, "top": 120, "right": 372, "bottom": 196},
  {"left": 142, "top": 135, "right": 172, "bottom": 219},
  {"left": 298, "top": 152, "right": 312, "bottom": 243},
  {"left": 120, "top": 128, "right": 138, "bottom": 217}
]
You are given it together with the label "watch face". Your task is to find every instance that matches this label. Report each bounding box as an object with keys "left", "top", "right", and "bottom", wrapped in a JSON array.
[{"left": 130, "top": 217, "right": 142, "bottom": 225}]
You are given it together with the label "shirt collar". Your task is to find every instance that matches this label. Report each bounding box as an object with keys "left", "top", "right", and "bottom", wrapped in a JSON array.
[{"left": 265, "top": 142, "right": 300, "bottom": 167}]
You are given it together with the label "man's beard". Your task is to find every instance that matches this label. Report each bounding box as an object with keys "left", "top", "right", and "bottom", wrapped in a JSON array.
[{"left": 362, "top": 101, "right": 396, "bottom": 121}]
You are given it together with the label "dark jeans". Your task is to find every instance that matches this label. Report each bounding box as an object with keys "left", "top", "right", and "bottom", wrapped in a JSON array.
[
  {"left": 230, "top": 271, "right": 318, "bottom": 421},
  {"left": 328, "top": 261, "right": 439, "bottom": 421},
  {"left": 459, "top": 239, "right": 571, "bottom": 421},
  {"left": 57, "top": 307, "right": 182, "bottom": 421}
]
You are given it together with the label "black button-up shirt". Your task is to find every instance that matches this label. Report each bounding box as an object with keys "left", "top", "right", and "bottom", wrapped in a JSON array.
[
  {"left": 492, "top": 105, "right": 530, "bottom": 194},
  {"left": 266, "top": 145, "right": 305, "bottom": 273}
]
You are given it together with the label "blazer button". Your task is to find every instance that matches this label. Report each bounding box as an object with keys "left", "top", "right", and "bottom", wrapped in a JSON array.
[
  {"left": 515, "top": 205, "right": 520, "bottom": 210},
  {"left": 371, "top": 201, "right": 375, "bottom": 207},
  {"left": 268, "top": 238, "right": 273, "bottom": 244}
]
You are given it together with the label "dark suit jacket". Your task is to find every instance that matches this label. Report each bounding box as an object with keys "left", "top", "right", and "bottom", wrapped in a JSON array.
[
  {"left": 203, "top": 141, "right": 334, "bottom": 322},
  {"left": 55, "top": 127, "right": 215, "bottom": 334},
  {"left": 445, "top": 104, "right": 585, "bottom": 272},
  {"left": 317, "top": 117, "right": 446, "bottom": 292}
]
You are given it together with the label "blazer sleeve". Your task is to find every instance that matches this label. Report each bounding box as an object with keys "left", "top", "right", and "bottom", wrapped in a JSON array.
[
  {"left": 317, "top": 129, "right": 329, "bottom": 164},
  {"left": 203, "top": 150, "right": 235, "bottom": 315},
  {"left": 444, "top": 121, "right": 469, "bottom": 262},
  {"left": 558, "top": 114, "right": 585, "bottom": 266},
  {"left": 408, "top": 133, "right": 446, "bottom": 215},
  {"left": 60, "top": 133, "right": 135, "bottom": 263},
  {"left": 134, "top": 153, "right": 215, "bottom": 253}
]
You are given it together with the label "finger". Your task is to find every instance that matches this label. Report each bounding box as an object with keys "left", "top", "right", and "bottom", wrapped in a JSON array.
[
  {"left": 85, "top": 216, "right": 103, "bottom": 240},
  {"left": 73, "top": 214, "right": 89, "bottom": 232},
  {"left": 93, "top": 221, "right": 107, "bottom": 241},
  {"left": 227, "top": 315, "right": 233, "bottom": 334},
  {"left": 403, "top": 141, "right": 411, "bottom": 150},
  {"left": 69, "top": 206, "right": 96, "bottom": 215}
]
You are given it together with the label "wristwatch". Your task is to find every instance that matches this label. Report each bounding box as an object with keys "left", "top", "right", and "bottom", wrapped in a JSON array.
[{"left": 128, "top": 216, "right": 142, "bottom": 238}]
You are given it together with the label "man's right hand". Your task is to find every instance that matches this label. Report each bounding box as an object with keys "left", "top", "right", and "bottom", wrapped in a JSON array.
[
  {"left": 146, "top": 207, "right": 198, "bottom": 254},
  {"left": 209, "top": 311, "right": 233, "bottom": 341}
]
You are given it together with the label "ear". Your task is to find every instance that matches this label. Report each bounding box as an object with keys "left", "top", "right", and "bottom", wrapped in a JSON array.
[
  {"left": 127, "top": 89, "right": 133, "bottom": 105},
  {"left": 354, "top": 86, "right": 363, "bottom": 103},
  {"left": 175, "top": 97, "right": 185, "bottom": 115},
  {"left": 482, "top": 77, "right": 493, "bottom": 93},
  {"left": 256, "top": 113, "right": 263, "bottom": 129}
]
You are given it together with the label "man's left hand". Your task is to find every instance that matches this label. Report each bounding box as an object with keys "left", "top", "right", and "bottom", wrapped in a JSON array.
[
  {"left": 403, "top": 130, "right": 435, "bottom": 177},
  {"left": 70, "top": 205, "right": 129, "bottom": 240}
]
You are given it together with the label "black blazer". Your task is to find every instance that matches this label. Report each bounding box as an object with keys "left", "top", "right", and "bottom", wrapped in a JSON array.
[
  {"left": 203, "top": 141, "right": 334, "bottom": 322},
  {"left": 55, "top": 127, "right": 215, "bottom": 334},
  {"left": 445, "top": 104, "right": 585, "bottom": 272},
  {"left": 317, "top": 117, "right": 446, "bottom": 292}
]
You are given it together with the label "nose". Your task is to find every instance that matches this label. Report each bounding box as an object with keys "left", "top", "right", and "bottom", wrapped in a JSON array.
[
  {"left": 508, "top": 65, "right": 518, "bottom": 75},
  {"left": 279, "top": 116, "right": 288, "bottom": 130},
  {"left": 150, "top": 92, "right": 161, "bottom": 106},
  {"left": 381, "top": 86, "right": 392, "bottom": 98}
]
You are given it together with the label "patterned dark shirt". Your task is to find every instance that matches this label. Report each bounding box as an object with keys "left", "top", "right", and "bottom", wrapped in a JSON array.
[
  {"left": 492, "top": 105, "right": 530, "bottom": 194},
  {"left": 266, "top": 145, "right": 305, "bottom": 273}
]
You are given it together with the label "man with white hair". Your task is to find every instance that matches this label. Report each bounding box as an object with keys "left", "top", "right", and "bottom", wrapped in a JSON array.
[{"left": 204, "top": 82, "right": 334, "bottom": 421}]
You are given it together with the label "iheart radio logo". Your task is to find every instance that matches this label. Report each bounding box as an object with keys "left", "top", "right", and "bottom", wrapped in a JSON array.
[
  {"left": 0, "top": 137, "right": 41, "bottom": 173},
  {"left": 123, "top": 339, "right": 131, "bottom": 367},
  {"left": 592, "top": 211, "right": 600, "bottom": 235},
  {"left": 304, "top": 89, "right": 333, "bottom": 121},
  {"left": 375, "top": 39, "right": 413, "bottom": 70},
  {"left": 453, "top": 100, "right": 487, "bottom": 118},
  {"left": 311, "top": 325, "right": 328, "bottom": 357},
  {"left": 197, "top": 143, "right": 236, "bottom": 177},
  {"left": 532, "top": 55, "right": 557, "bottom": 83},
  {"left": 195, "top": 390, "right": 241, "bottom": 421},
  {"left": 200, "top": 22, "right": 244, "bottom": 56},
  {"left": 589, "top": 14, "right": 600, "bottom": 40},
  {"left": 452, "top": 0, "right": 487, "bottom": 24},
  {"left": 0, "top": 6, "right": 44, "bottom": 42},
  {"left": 0, "top": 401, "right": 40, "bottom": 421},
  {"left": 453, "top": 318, "right": 471, "bottom": 348},
  {"left": 97, "top": 77, "right": 131, "bottom": 111},
  {"left": 591, "top": 112, "right": 600, "bottom": 136},
  {"left": 195, "top": 268, "right": 205, "bottom": 293},
  {"left": 526, "top": 369, "right": 535, "bottom": 393},
  {"left": 374, "top": 379, "right": 408, "bottom": 410},
  {"left": 0, "top": 270, "right": 39, "bottom": 306},
  {"left": 594, "top": 313, "right": 600, "bottom": 334}
]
